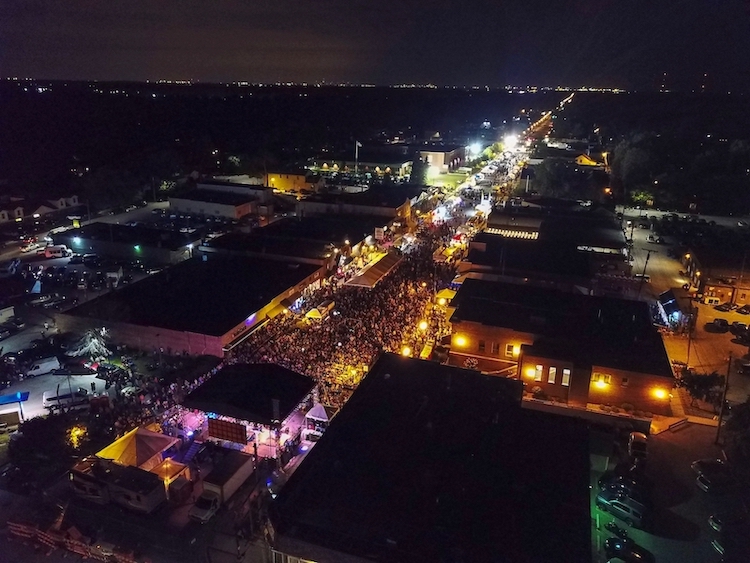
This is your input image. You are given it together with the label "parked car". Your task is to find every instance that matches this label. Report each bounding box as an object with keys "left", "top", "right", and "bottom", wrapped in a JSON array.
[
  {"left": 697, "top": 472, "right": 737, "bottom": 494},
  {"left": 731, "top": 322, "right": 748, "bottom": 336},
  {"left": 715, "top": 303, "right": 733, "bottom": 312},
  {"left": 709, "top": 506, "right": 748, "bottom": 532},
  {"left": 604, "top": 537, "right": 653, "bottom": 563},
  {"left": 737, "top": 304, "right": 750, "bottom": 315},
  {"left": 628, "top": 432, "right": 648, "bottom": 461},
  {"left": 706, "top": 318, "right": 730, "bottom": 333},
  {"left": 692, "top": 458, "right": 728, "bottom": 477},
  {"left": 598, "top": 474, "right": 649, "bottom": 505},
  {"left": 0, "top": 329, "right": 11, "bottom": 340},
  {"left": 596, "top": 490, "right": 648, "bottom": 528}
]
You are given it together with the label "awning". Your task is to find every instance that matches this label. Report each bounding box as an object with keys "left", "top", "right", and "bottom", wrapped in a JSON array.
[
  {"left": 306, "top": 403, "right": 329, "bottom": 422},
  {"left": 346, "top": 251, "right": 403, "bottom": 289},
  {"left": 96, "top": 427, "right": 179, "bottom": 470},
  {"left": 305, "top": 308, "right": 323, "bottom": 320},
  {"left": 436, "top": 288, "right": 456, "bottom": 300}
]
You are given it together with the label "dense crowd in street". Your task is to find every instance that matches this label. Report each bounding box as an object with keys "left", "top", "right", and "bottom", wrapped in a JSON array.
[{"left": 229, "top": 235, "right": 456, "bottom": 409}]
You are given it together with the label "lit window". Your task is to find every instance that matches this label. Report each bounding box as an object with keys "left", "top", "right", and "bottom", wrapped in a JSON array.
[
  {"left": 562, "top": 369, "right": 571, "bottom": 387},
  {"left": 478, "top": 340, "right": 486, "bottom": 353},
  {"left": 548, "top": 367, "right": 557, "bottom": 384},
  {"left": 591, "top": 373, "right": 612, "bottom": 384},
  {"left": 505, "top": 344, "right": 514, "bottom": 357},
  {"left": 534, "top": 365, "right": 543, "bottom": 382}
]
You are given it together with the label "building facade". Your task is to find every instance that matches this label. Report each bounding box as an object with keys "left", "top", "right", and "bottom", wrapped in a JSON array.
[{"left": 447, "top": 279, "right": 674, "bottom": 415}]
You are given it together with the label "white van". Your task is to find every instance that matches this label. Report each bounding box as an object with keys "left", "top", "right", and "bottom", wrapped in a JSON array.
[
  {"left": 44, "top": 245, "right": 71, "bottom": 258},
  {"left": 26, "top": 356, "right": 61, "bottom": 378},
  {"left": 43, "top": 387, "right": 89, "bottom": 411}
]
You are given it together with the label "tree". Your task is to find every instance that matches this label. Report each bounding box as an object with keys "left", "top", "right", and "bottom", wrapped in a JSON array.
[
  {"left": 78, "top": 166, "right": 141, "bottom": 210},
  {"left": 675, "top": 370, "right": 725, "bottom": 409},
  {"left": 724, "top": 399, "right": 750, "bottom": 461},
  {"left": 66, "top": 328, "right": 112, "bottom": 360}
]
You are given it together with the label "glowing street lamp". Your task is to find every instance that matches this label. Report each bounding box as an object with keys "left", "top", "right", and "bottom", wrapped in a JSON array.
[{"left": 418, "top": 320, "right": 428, "bottom": 331}]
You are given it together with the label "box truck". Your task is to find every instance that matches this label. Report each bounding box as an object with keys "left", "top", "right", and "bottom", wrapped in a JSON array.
[{"left": 188, "top": 449, "right": 254, "bottom": 523}]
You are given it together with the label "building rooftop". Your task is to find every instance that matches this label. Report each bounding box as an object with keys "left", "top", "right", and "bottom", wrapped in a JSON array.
[
  {"left": 271, "top": 353, "right": 591, "bottom": 563},
  {"left": 302, "top": 185, "right": 424, "bottom": 210},
  {"left": 170, "top": 189, "right": 256, "bottom": 206},
  {"left": 73, "top": 457, "right": 163, "bottom": 495},
  {"left": 451, "top": 278, "right": 673, "bottom": 377},
  {"left": 55, "top": 222, "right": 201, "bottom": 251},
  {"left": 183, "top": 364, "right": 315, "bottom": 426},
  {"left": 261, "top": 214, "right": 391, "bottom": 244},
  {"left": 203, "top": 232, "right": 332, "bottom": 262},
  {"left": 197, "top": 179, "right": 271, "bottom": 190},
  {"left": 66, "top": 255, "right": 320, "bottom": 336},
  {"left": 467, "top": 234, "right": 593, "bottom": 279},
  {"left": 488, "top": 203, "right": 626, "bottom": 251}
]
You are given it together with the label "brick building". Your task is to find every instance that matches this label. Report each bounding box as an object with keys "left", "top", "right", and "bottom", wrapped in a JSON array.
[{"left": 448, "top": 278, "right": 674, "bottom": 414}]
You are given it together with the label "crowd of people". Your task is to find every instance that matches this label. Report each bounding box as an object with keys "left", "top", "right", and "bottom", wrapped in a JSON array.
[{"left": 229, "top": 234, "right": 457, "bottom": 410}]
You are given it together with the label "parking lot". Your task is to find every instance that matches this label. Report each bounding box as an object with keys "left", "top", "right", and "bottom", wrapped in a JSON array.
[{"left": 591, "top": 424, "right": 744, "bottom": 563}]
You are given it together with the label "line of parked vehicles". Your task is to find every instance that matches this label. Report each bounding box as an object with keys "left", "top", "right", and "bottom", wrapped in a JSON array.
[{"left": 595, "top": 429, "right": 750, "bottom": 561}]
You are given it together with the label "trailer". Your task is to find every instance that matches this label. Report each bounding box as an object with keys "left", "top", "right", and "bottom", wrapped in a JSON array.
[{"left": 188, "top": 449, "right": 254, "bottom": 523}]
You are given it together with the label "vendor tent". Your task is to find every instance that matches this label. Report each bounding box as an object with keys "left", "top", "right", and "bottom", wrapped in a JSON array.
[
  {"left": 306, "top": 403, "right": 329, "bottom": 422},
  {"left": 436, "top": 288, "right": 456, "bottom": 300},
  {"left": 150, "top": 458, "right": 189, "bottom": 487},
  {"left": 96, "top": 427, "right": 179, "bottom": 471},
  {"left": 305, "top": 308, "right": 323, "bottom": 320},
  {"left": 346, "top": 251, "right": 403, "bottom": 289}
]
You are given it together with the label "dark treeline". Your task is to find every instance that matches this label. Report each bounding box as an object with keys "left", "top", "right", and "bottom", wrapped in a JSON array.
[{"left": 551, "top": 92, "right": 750, "bottom": 214}]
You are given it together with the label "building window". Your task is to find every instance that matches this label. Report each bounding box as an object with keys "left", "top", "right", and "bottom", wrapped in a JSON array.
[
  {"left": 562, "top": 369, "right": 571, "bottom": 387},
  {"left": 621, "top": 377, "right": 629, "bottom": 387},
  {"left": 591, "top": 373, "right": 612, "bottom": 384},
  {"left": 534, "top": 365, "right": 543, "bottom": 382},
  {"left": 478, "top": 340, "right": 486, "bottom": 353},
  {"left": 505, "top": 344, "right": 514, "bottom": 357},
  {"left": 742, "top": 293, "right": 747, "bottom": 300},
  {"left": 491, "top": 342, "right": 500, "bottom": 354},
  {"left": 548, "top": 367, "right": 557, "bottom": 384}
]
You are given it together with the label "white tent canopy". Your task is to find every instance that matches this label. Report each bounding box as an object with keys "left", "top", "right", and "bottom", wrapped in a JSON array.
[{"left": 306, "top": 403, "right": 329, "bottom": 422}]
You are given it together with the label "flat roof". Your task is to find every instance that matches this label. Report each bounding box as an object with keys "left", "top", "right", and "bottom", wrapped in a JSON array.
[
  {"left": 183, "top": 363, "right": 315, "bottom": 425},
  {"left": 271, "top": 353, "right": 591, "bottom": 563},
  {"left": 55, "top": 222, "right": 201, "bottom": 250},
  {"left": 488, "top": 204, "right": 626, "bottom": 250},
  {"left": 260, "top": 214, "right": 390, "bottom": 244},
  {"left": 198, "top": 179, "right": 270, "bottom": 190},
  {"left": 204, "top": 232, "right": 331, "bottom": 261},
  {"left": 468, "top": 234, "right": 593, "bottom": 279},
  {"left": 204, "top": 449, "right": 254, "bottom": 486},
  {"left": 66, "top": 255, "right": 320, "bottom": 336},
  {"left": 302, "top": 185, "right": 424, "bottom": 209},
  {"left": 451, "top": 278, "right": 673, "bottom": 377},
  {"left": 170, "top": 189, "right": 256, "bottom": 206}
]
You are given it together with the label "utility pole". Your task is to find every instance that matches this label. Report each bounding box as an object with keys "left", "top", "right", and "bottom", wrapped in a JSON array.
[
  {"left": 636, "top": 249, "right": 653, "bottom": 300},
  {"left": 715, "top": 352, "right": 732, "bottom": 445},
  {"left": 355, "top": 141, "right": 361, "bottom": 176}
]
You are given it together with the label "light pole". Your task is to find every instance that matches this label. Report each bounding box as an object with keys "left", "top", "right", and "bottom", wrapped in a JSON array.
[{"left": 715, "top": 352, "right": 732, "bottom": 445}]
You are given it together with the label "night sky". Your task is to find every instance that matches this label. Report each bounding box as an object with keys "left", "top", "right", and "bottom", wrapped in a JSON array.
[{"left": 2, "top": 0, "right": 750, "bottom": 91}]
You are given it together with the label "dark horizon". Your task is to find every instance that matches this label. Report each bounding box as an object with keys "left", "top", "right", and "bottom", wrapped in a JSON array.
[{"left": 3, "top": 0, "right": 750, "bottom": 93}]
